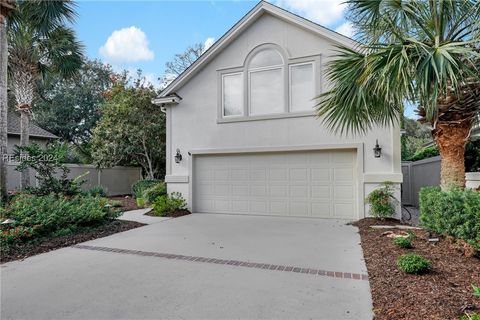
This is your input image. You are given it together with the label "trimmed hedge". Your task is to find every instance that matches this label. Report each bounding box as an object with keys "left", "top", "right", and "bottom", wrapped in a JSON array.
[{"left": 419, "top": 187, "right": 480, "bottom": 245}]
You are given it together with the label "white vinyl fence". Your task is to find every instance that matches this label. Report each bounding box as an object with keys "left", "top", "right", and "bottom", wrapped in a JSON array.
[
  {"left": 7, "top": 163, "right": 142, "bottom": 196},
  {"left": 401, "top": 156, "right": 441, "bottom": 207}
]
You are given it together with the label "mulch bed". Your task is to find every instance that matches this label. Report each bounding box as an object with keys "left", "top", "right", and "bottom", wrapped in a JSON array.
[
  {"left": 145, "top": 209, "right": 191, "bottom": 218},
  {"left": 353, "top": 218, "right": 480, "bottom": 320},
  {"left": 109, "top": 195, "right": 139, "bottom": 211},
  {"left": 0, "top": 220, "right": 145, "bottom": 264}
]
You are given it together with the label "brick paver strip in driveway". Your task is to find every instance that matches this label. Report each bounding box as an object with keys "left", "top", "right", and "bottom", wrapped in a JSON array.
[{"left": 73, "top": 244, "right": 368, "bottom": 281}]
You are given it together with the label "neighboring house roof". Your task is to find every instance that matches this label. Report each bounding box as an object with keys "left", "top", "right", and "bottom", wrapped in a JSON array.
[
  {"left": 157, "top": 0, "right": 358, "bottom": 99},
  {"left": 7, "top": 111, "right": 59, "bottom": 139}
]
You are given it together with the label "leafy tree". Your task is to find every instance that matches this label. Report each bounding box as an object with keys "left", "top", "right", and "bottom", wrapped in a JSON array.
[
  {"left": 91, "top": 72, "right": 166, "bottom": 179},
  {"left": 35, "top": 59, "right": 115, "bottom": 161},
  {"left": 316, "top": 0, "right": 480, "bottom": 190},
  {"left": 401, "top": 117, "right": 432, "bottom": 160},
  {"left": 8, "top": 0, "right": 84, "bottom": 187}
]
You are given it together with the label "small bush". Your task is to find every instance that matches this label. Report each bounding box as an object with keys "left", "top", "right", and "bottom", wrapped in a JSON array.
[
  {"left": 3, "top": 194, "right": 120, "bottom": 236},
  {"left": 86, "top": 186, "right": 107, "bottom": 198},
  {"left": 393, "top": 236, "right": 413, "bottom": 249},
  {"left": 108, "top": 200, "right": 122, "bottom": 208},
  {"left": 397, "top": 254, "right": 431, "bottom": 274},
  {"left": 473, "top": 284, "right": 480, "bottom": 298},
  {"left": 14, "top": 143, "right": 85, "bottom": 196},
  {"left": 461, "top": 314, "right": 480, "bottom": 320},
  {"left": 136, "top": 197, "right": 145, "bottom": 208},
  {"left": 366, "top": 182, "right": 398, "bottom": 218},
  {"left": 132, "top": 179, "right": 160, "bottom": 198},
  {"left": 152, "top": 192, "right": 187, "bottom": 217},
  {"left": 419, "top": 187, "right": 480, "bottom": 246},
  {"left": 143, "top": 183, "right": 167, "bottom": 204}
]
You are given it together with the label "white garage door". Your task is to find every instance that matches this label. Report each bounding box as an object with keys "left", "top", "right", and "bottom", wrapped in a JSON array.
[{"left": 193, "top": 149, "right": 357, "bottom": 218}]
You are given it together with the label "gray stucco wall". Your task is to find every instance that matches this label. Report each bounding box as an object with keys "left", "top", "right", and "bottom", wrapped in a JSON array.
[{"left": 166, "top": 12, "right": 402, "bottom": 218}]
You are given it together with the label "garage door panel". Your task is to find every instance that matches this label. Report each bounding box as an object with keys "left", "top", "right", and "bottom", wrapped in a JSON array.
[
  {"left": 232, "top": 185, "right": 249, "bottom": 196},
  {"left": 231, "top": 168, "right": 249, "bottom": 180},
  {"left": 269, "top": 185, "right": 288, "bottom": 197},
  {"left": 193, "top": 150, "right": 356, "bottom": 218},
  {"left": 311, "top": 186, "right": 331, "bottom": 199},
  {"left": 232, "top": 200, "right": 249, "bottom": 212},
  {"left": 214, "top": 169, "right": 229, "bottom": 180}
]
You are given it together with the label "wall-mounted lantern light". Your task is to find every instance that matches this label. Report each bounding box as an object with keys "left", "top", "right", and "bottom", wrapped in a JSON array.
[
  {"left": 175, "top": 149, "right": 183, "bottom": 163},
  {"left": 373, "top": 140, "right": 382, "bottom": 158}
]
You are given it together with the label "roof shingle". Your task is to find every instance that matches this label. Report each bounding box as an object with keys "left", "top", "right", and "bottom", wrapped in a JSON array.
[{"left": 7, "top": 111, "right": 59, "bottom": 139}]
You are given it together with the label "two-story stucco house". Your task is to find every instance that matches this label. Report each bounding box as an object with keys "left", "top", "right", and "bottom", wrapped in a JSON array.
[{"left": 154, "top": 1, "right": 402, "bottom": 220}]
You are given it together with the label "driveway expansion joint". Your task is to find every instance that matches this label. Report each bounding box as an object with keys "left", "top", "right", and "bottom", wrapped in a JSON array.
[{"left": 73, "top": 244, "right": 368, "bottom": 281}]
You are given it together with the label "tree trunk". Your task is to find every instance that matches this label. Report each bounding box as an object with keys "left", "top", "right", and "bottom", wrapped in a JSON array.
[
  {"left": 0, "top": 13, "right": 8, "bottom": 201},
  {"left": 20, "top": 109, "right": 30, "bottom": 188},
  {"left": 433, "top": 121, "right": 472, "bottom": 190}
]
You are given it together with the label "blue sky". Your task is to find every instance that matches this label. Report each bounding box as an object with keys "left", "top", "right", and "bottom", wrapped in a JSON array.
[{"left": 73, "top": 0, "right": 416, "bottom": 117}]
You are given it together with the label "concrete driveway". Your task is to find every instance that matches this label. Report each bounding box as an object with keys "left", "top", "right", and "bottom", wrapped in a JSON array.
[{"left": 1, "top": 213, "right": 373, "bottom": 320}]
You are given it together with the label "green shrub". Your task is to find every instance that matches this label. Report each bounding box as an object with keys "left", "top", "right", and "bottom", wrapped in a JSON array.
[
  {"left": 397, "top": 254, "right": 431, "bottom": 274},
  {"left": 419, "top": 187, "right": 480, "bottom": 244},
  {"left": 0, "top": 226, "right": 34, "bottom": 244},
  {"left": 152, "top": 192, "right": 187, "bottom": 217},
  {"left": 14, "top": 143, "right": 85, "bottom": 196},
  {"left": 132, "top": 179, "right": 160, "bottom": 198},
  {"left": 461, "top": 314, "right": 480, "bottom": 320},
  {"left": 473, "top": 284, "right": 480, "bottom": 298},
  {"left": 86, "top": 186, "right": 107, "bottom": 197},
  {"left": 366, "top": 182, "right": 398, "bottom": 218},
  {"left": 136, "top": 197, "right": 145, "bottom": 208},
  {"left": 143, "top": 183, "right": 167, "bottom": 204},
  {"left": 3, "top": 194, "right": 120, "bottom": 236},
  {"left": 108, "top": 200, "right": 122, "bottom": 208},
  {"left": 393, "top": 236, "right": 413, "bottom": 249},
  {"left": 408, "top": 145, "right": 439, "bottom": 161}
]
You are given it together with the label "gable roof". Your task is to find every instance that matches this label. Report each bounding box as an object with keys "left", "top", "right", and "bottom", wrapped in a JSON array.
[
  {"left": 158, "top": 0, "right": 358, "bottom": 99},
  {"left": 7, "top": 111, "right": 59, "bottom": 139}
]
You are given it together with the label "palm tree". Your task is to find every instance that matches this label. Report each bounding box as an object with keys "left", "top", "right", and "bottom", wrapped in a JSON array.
[
  {"left": 0, "top": 0, "right": 15, "bottom": 202},
  {"left": 316, "top": 0, "right": 480, "bottom": 190},
  {"left": 8, "top": 0, "right": 83, "bottom": 188}
]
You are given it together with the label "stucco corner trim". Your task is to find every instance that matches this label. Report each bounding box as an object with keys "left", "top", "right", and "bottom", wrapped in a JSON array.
[
  {"left": 165, "top": 175, "right": 189, "bottom": 183},
  {"left": 363, "top": 173, "right": 403, "bottom": 183}
]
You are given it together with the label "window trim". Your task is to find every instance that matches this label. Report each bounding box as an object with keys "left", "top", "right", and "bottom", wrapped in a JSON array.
[
  {"left": 248, "top": 66, "right": 285, "bottom": 116},
  {"left": 288, "top": 61, "right": 316, "bottom": 113},
  {"left": 221, "top": 72, "right": 244, "bottom": 118},
  {"left": 217, "top": 46, "right": 321, "bottom": 123}
]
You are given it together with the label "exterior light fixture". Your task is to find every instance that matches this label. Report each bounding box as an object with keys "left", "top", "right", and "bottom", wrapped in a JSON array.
[
  {"left": 175, "top": 149, "right": 183, "bottom": 163},
  {"left": 373, "top": 140, "right": 382, "bottom": 158}
]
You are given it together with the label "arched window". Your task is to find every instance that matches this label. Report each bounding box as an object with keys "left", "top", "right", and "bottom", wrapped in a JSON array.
[
  {"left": 248, "top": 47, "right": 285, "bottom": 115},
  {"left": 219, "top": 43, "right": 318, "bottom": 121}
]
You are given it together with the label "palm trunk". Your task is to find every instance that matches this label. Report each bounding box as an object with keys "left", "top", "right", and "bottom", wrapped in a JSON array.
[
  {"left": 433, "top": 121, "right": 472, "bottom": 190},
  {"left": 0, "top": 13, "right": 8, "bottom": 201},
  {"left": 20, "top": 109, "right": 30, "bottom": 188}
]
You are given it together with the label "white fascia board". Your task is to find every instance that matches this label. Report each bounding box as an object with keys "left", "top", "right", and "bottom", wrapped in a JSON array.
[{"left": 152, "top": 96, "right": 181, "bottom": 106}]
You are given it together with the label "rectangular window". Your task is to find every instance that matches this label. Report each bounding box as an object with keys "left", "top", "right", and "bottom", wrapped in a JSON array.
[
  {"left": 222, "top": 73, "right": 243, "bottom": 117},
  {"left": 289, "top": 63, "right": 315, "bottom": 112},
  {"left": 249, "top": 68, "right": 284, "bottom": 116}
]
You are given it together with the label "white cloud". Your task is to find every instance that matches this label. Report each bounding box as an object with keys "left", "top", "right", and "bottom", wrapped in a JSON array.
[
  {"left": 202, "top": 37, "right": 215, "bottom": 53},
  {"left": 335, "top": 21, "right": 354, "bottom": 37},
  {"left": 99, "top": 26, "right": 154, "bottom": 63},
  {"left": 274, "top": 0, "right": 346, "bottom": 26}
]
